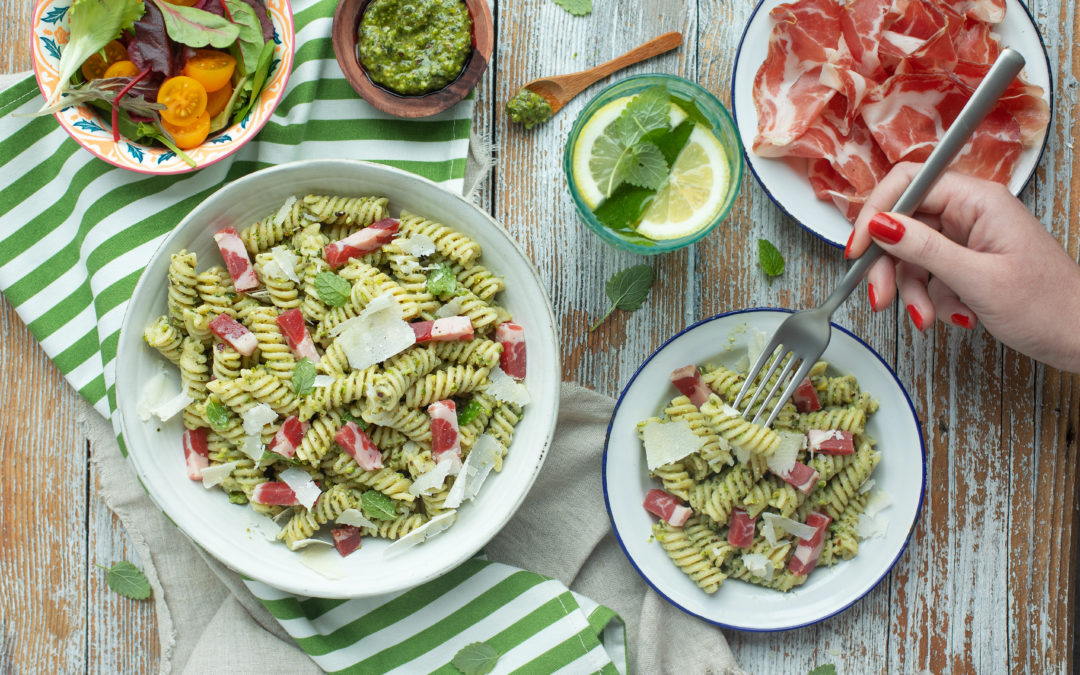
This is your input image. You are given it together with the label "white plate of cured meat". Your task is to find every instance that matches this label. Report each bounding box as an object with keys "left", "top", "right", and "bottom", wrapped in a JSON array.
[
  {"left": 731, "top": 0, "right": 1053, "bottom": 247},
  {"left": 602, "top": 309, "right": 925, "bottom": 631}
]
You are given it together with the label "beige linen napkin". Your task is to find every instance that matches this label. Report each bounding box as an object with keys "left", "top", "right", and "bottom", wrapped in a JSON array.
[{"left": 78, "top": 383, "right": 743, "bottom": 674}]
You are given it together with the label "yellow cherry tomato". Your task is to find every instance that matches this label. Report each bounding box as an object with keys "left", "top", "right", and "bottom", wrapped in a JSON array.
[
  {"left": 182, "top": 49, "right": 237, "bottom": 93},
  {"left": 80, "top": 40, "right": 128, "bottom": 81},
  {"left": 162, "top": 111, "right": 211, "bottom": 150},
  {"left": 103, "top": 60, "right": 140, "bottom": 79},
  {"left": 205, "top": 81, "right": 234, "bottom": 118},
  {"left": 157, "top": 76, "right": 208, "bottom": 126}
]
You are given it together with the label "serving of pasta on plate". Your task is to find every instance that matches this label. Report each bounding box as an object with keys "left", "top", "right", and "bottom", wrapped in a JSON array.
[{"left": 141, "top": 193, "right": 530, "bottom": 560}]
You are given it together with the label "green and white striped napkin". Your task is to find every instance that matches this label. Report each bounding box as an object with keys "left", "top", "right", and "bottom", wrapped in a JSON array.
[{"left": 0, "top": 0, "right": 626, "bottom": 671}]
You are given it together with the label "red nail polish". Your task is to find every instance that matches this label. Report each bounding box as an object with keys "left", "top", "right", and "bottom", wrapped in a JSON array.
[
  {"left": 844, "top": 230, "right": 855, "bottom": 259},
  {"left": 867, "top": 283, "right": 877, "bottom": 311},
  {"left": 951, "top": 313, "right": 973, "bottom": 329},
  {"left": 907, "top": 304, "right": 924, "bottom": 331},
  {"left": 868, "top": 213, "right": 905, "bottom": 245}
]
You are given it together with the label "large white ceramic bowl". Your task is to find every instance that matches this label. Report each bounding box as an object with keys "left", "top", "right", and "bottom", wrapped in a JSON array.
[
  {"left": 115, "top": 159, "right": 560, "bottom": 598},
  {"left": 731, "top": 0, "right": 1053, "bottom": 247},
  {"left": 603, "top": 309, "right": 925, "bottom": 631}
]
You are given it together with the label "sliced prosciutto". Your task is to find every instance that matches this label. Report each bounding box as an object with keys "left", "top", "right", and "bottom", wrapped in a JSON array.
[
  {"left": 643, "top": 489, "right": 692, "bottom": 528},
  {"left": 428, "top": 400, "right": 461, "bottom": 461},
  {"left": 839, "top": 0, "right": 888, "bottom": 81},
  {"left": 268, "top": 416, "right": 308, "bottom": 459},
  {"left": 788, "top": 511, "right": 833, "bottom": 576},
  {"left": 182, "top": 428, "right": 209, "bottom": 480},
  {"left": 276, "top": 308, "right": 320, "bottom": 362},
  {"left": 324, "top": 218, "right": 399, "bottom": 269},
  {"left": 728, "top": 509, "right": 757, "bottom": 549},
  {"left": 495, "top": 322, "right": 526, "bottom": 379},
  {"left": 772, "top": 460, "right": 820, "bottom": 494},
  {"left": 411, "top": 316, "right": 474, "bottom": 343},
  {"left": 332, "top": 526, "right": 362, "bottom": 557},
  {"left": 670, "top": 365, "right": 711, "bottom": 408},
  {"left": 335, "top": 422, "right": 383, "bottom": 471},
  {"left": 792, "top": 377, "right": 822, "bottom": 413},
  {"left": 251, "top": 481, "right": 300, "bottom": 506},
  {"left": 213, "top": 227, "right": 259, "bottom": 292},
  {"left": 808, "top": 429, "right": 856, "bottom": 455},
  {"left": 209, "top": 314, "right": 258, "bottom": 356}
]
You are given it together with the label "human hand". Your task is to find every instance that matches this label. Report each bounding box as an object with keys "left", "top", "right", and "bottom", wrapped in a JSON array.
[{"left": 845, "top": 162, "right": 1080, "bottom": 372}]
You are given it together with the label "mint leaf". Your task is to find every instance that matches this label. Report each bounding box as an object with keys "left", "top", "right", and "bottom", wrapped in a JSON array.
[
  {"left": 292, "top": 357, "right": 316, "bottom": 396},
  {"left": 807, "top": 666, "right": 837, "bottom": 675},
  {"left": 646, "top": 119, "right": 696, "bottom": 166},
  {"left": 620, "top": 86, "right": 670, "bottom": 139},
  {"left": 102, "top": 561, "right": 151, "bottom": 600},
  {"left": 589, "top": 129, "right": 637, "bottom": 198},
  {"left": 426, "top": 263, "right": 458, "bottom": 297},
  {"left": 590, "top": 265, "right": 654, "bottom": 331},
  {"left": 550, "top": 0, "right": 592, "bottom": 16},
  {"left": 315, "top": 272, "right": 351, "bottom": 307},
  {"left": 622, "top": 141, "right": 668, "bottom": 190},
  {"left": 457, "top": 398, "right": 490, "bottom": 427},
  {"left": 148, "top": 0, "right": 239, "bottom": 49},
  {"left": 758, "top": 238, "right": 785, "bottom": 282},
  {"left": 451, "top": 642, "right": 500, "bottom": 675},
  {"left": 361, "top": 490, "right": 398, "bottom": 521},
  {"left": 340, "top": 410, "right": 368, "bottom": 429},
  {"left": 205, "top": 398, "right": 231, "bottom": 432},
  {"left": 589, "top": 86, "right": 672, "bottom": 197},
  {"left": 593, "top": 184, "right": 656, "bottom": 231}
]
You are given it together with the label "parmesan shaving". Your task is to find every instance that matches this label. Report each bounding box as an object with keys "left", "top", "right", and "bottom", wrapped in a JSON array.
[
  {"left": 858, "top": 478, "right": 876, "bottom": 494},
  {"left": 242, "top": 403, "right": 277, "bottom": 435},
  {"left": 333, "top": 292, "right": 416, "bottom": 369},
  {"left": 745, "top": 328, "right": 769, "bottom": 370},
  {"left": 280, "top": 467, "right": 322, "bottom": 510},
  {"left": 762, "top": 512, "right": 818, "bottom": 542},
  {"left": 137, "top": 367, "right": 193, "bottom": 423},
  {"left": 299, "top": 546, "right": 345, "bottom": 579},
  {"left": 408, "top": 457, "right": 455, "bottom": 497},
  {"left": 270, "top": 246, "right": 301, "bottom": 283},
  {"left": 742, "top": 553, "right": 774, "bottom": 581},
  {"left": 201, "top": 461, "right": 238, "bottom": 488},
  {"left": 272, "top": 507, "right": 295, "bottom": 523},
  {"left": 288, "top": 538, "right": 334, "bottom": 551},
  {"left": 855, "top": 513, "right": 889, "bottom": 539},
  {"left": 313, "top": 375, "right": 334, "bottom": 388},
  {"left": 240, "top": 434, "right": 263, "bottom": 462},
  {"left": 136, "top": 369, "right": 168, "bottom": 422},
  {"left": 397, "top": 233, "right": 436, "bottom": 257},
  {"left": 336, "top": 508, "right": 378, "bottom": 529},
  {"left": 273, "top": 195, "right": 297, "bottom": 226},
  {"left": 864, "top": 488, "right": 893, "bottom": 517},
  {"left": 243, "top": 512, "right": 282, "bottom": 542},
  {"left": 435, "top": 297, "right": 466, "bottom": 319},
  {"left": 768, "top": 431, "right": 805, "bottom": 476},
  {"left": 384, "top": 511, "right": 457, "bottom": 557},
  {"left": 484, "top": 367, "right": 532, "bottom": 406},
  {"left": 642, "top": 419, "right": 705, "bottom": 470},
  {"left": 444, "top": 434, "right": 501, "bottom": 509}
]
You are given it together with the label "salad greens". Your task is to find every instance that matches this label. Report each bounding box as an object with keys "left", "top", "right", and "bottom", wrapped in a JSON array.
[{"left": 38, "top": 0, "right": 277, "bottom": 167}]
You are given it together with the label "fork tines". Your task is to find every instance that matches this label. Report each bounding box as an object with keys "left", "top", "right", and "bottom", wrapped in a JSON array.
[{"left": 732, "top": 346, "right": 816, "bottom": 429}]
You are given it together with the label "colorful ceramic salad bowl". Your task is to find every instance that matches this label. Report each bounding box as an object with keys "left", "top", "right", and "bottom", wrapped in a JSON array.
[{"left": 30, "top": 0, "right": 295, "bottom": 175}]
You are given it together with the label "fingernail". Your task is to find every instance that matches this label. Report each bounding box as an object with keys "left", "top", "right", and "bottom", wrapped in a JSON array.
[
  {"left": 844, "top": 230, "right": 855, "bottom": 259},
  {"left": 951, "top": 313, "right": 973, "bottom": 329},
  {"left": 868, "top": 213, "right": 905, "bottom": 245},
  {"left": 907, "top": 304, "right": 924, "bottom": 331},
  {"left": 867, "top": 283, "right": 877, "bottom": 311}
]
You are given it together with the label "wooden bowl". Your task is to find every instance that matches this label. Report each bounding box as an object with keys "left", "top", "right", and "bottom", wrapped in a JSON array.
[{"left": 332, "top": 0, "right": 493, "bottom": 118}]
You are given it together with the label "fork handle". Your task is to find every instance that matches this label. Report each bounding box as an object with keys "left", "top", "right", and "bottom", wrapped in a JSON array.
[{"left": 820, "top": 48, "right": 1027, "bottom": 318}]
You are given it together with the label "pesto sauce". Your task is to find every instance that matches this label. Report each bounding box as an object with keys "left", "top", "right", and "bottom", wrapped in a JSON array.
[
  {"left": 505, "top": 88, "right": 554, "bottom": 129},
  {"left": 358, "top": 0, "right": 473, "bottom": 96}
]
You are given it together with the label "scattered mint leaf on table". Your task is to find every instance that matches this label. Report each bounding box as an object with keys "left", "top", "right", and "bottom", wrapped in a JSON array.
[
  {"left": 205, "top": 398, "right": 231, "bottom": 431},
  {"left": 758, "top": 238, "right": 785, "bottom": 283},
  {"left": 591, "top": 264, "right": 655, "bottom": 332},
  {"left": 807, "top": 665, "right": 837, "bottom": 675},
  {"left": 451, "top": 642, "right": 501, "bottom": 675},
  {"left": 292, "top": 357, "right": 316, "bottom": 396},
  {"left": 101, "top": 561, "right": 151, "bottom": 600},
  {"left": 315, "top": 271, "right": 351, "bottom": 307},
  {"left": 550, "top": 0, "right": 592, "bottom": 16},
  {"left": 362, "top": 490, "right": 398, "bottom": 521}
]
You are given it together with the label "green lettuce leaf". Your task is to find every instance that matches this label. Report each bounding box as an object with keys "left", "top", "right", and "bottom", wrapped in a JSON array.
[{"left": 46, "top": 0, "right": 145, "bottom": 106}]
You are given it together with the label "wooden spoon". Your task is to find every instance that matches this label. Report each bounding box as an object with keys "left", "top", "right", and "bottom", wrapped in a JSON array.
[{"left": 522, "top": 31, "right": 684, "bottom": 114}]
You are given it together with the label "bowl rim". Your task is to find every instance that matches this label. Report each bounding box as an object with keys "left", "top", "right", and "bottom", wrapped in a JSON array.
[
  {"left": 562, "top": 72, "right": 745, "bottom": 255},
  {"left": 114, "top": 158, "right": 562, "bottom": 597},
  {"left": 601, "top": 306, "right": 927, "bottom": 631},
  {"left": 331, "top": 0, "right": 493, "bottom": 119},
  {"left": 729, "top": 0, "right": 1055, "bottom": 249},
  {"left": 29, "top": 0, "right": 296, "bottom": 175}
]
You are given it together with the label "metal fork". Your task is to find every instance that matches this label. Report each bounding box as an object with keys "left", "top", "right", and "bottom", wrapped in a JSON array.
[{"left": 734, "top": 47, "right": 1028, "bottom": 428}]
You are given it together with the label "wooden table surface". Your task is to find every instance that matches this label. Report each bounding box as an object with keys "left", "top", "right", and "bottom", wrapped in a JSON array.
[{"left": 2, "top": 0, "right": 1078, "bottom": 673}]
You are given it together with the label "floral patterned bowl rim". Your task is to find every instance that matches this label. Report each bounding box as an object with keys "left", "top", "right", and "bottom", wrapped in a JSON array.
[{"left": 30, "top": 0, "right": 295, "bottom": 175}]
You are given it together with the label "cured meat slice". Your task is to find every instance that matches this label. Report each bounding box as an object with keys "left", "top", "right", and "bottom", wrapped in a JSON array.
[
  {"left": 936, "top": 0, "right": 1005, "bottom": 24},
  {"left": 411, "top": 316, "right": 474, "bottom": 343},
  {"left": 268, "top": 416, "right": 308, "bottom": 459},
  {"left": 808, "top": 159, "right": 865, "bottom": 222},
  {"left": 335, "top": 421, "right": 384, "bottom": 471},
  {"left": 670, "top": 365, "right": 711, "bottom": 409},
  {"left": 251, "top": 482, "right": 300, "bottom": 506},
  {"left": 784, "top": 112, "right": 892, "bottom": 195},
  {"left": 788, "top": 511, "right": 832, "bottom": 575},
  {"left": 324, "top": 218, "right": 399, "bottom": 269},
  {"left": 643, "top": 489, "right": 692, "bottom": 528},
  {"left": 213, "top": 227, "right": 258, "bottom": 292},
  {"left": 209, "top": 313, "right": 258, "bottom": 356},
  {"left": 276, "top": 308, "right": 320, "bottom": 362},
  {"left": 818, "top": 38, "right": 874, "bottom": 136},
  {"left": 182, "top": 428, "right": 209, "bottom": 480},
  {"left": 428, "top": 400, "right": 461, "bottom": 461},
  {"left": 808, "top": 429, "right": 856, "bottom": 455},
  {"left": 792, "top": 378, "right": 822, "bottom": 413},
  {"left": 332, "top": 526, "right": 362, "bottom": 557},
  {"left": 728, "top": 509, "right": 757, "bottom": 548},
  {"left": 495, "top": 322, "right": 526, "bottom": 379},
  {"left": 839, "top": 0, "right": 889, "bottom": 81},
  {"left": 951, "top": 60, "right": 1049, "bottom": 146}
]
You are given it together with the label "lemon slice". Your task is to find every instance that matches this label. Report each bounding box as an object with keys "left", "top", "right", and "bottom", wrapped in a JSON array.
[
  {"left": 572, "top": 99, "right": 688, "bottom": 210},
  {"left": 636, "top": 126, "right": 730, "bottom": 241}
]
